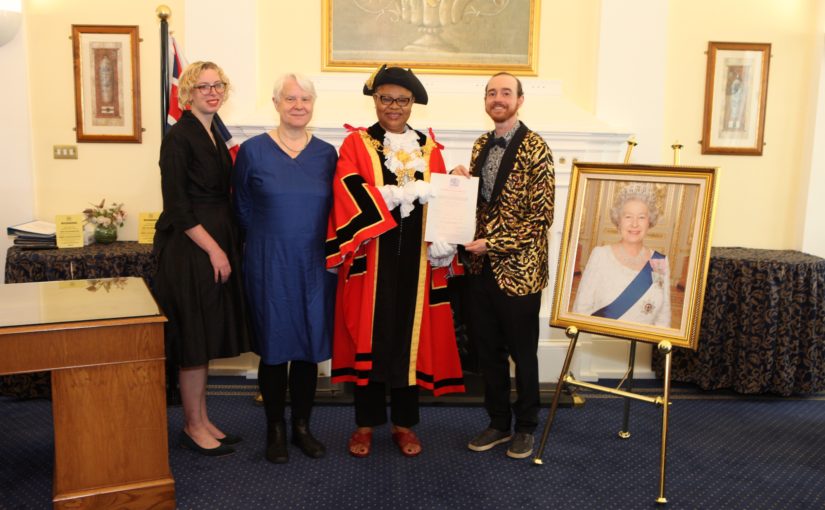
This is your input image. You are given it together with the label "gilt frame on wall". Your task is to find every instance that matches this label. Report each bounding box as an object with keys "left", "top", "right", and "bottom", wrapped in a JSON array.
[
  {"left": 322, "top": 0, "right": 540, "bottom": 75},
  {"left": 71, "top": 25, "right": 142, "bottom": 143},
  {"left": 700, "top": 41, "right": 771, "bottom": 156}
]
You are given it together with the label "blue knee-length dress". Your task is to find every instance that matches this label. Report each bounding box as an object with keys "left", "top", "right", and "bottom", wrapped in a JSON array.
[{"left": 233, "top": 132, "right": 338, "bottom": 364}]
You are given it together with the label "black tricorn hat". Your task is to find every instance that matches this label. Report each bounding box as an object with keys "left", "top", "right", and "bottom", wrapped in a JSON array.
[{"left": 363, "top": 64, "right": 428, "bottom": 105}]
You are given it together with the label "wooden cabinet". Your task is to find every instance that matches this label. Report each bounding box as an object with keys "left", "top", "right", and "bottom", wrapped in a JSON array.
[{"left": 0, "top": 277, "right": 174, "bottom": 509}]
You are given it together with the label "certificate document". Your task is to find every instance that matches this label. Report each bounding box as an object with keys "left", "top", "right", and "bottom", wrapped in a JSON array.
[{"left": 424, "top": 174, "right": 479, "bottom": 244}]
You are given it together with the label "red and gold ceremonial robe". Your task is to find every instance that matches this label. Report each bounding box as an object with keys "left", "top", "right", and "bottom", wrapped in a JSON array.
[{"left": 325, "top": 124, "right": 464, "bottom": 396}]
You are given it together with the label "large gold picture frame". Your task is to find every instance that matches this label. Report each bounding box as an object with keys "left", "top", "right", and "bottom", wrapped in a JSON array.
[
  {"left": 322, "top": 0, "right": 540, "bottom": 75},
  {"left": 551, "top": 163, "right": 718, "bottom": 350},
  {"left": 71, "top": 25, "right": 142, "bottom": 143},
  {"left": 701, "top": 41, "right": 771, "bottom": 156}
]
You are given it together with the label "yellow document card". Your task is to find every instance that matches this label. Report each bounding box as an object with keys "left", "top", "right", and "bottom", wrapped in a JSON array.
[
  {"left": 55, "top": 214, "right": 85, "bottom": 248},
  {"left": 138, "top": 212, "right": 160, "bottom": 244}
]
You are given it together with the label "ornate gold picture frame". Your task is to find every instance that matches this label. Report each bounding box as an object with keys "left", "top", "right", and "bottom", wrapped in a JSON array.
[
  {"left": 701, "top": 41, "right": 771, "bottom": 156},
  {"left": 551, "top": 163, "right": 718, "bottom": 350},
  {"left": 71, "top": 25, "right": 142, "bottom": 143},
  {"left": 322, "top": 0, "right": 540, "bottom": 75}
]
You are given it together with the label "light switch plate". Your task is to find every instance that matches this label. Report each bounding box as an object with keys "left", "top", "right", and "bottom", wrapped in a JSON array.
[{"left": 53, "top": 145, "right": 78, "bottom": 159}]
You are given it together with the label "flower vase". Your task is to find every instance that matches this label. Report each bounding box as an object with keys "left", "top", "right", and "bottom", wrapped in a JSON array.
[{"left": 94, "top": 224, "right": 118, "bottom": 244}]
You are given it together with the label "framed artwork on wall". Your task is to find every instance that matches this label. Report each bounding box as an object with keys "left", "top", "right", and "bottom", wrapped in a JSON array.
[
  {"left": 551, "top": 163, "right": 718, "bottom": 350},
  {"left": 71, "top": 25, "right": 142, "bottom": 143},
  {"left": 321, "top": 0, "right": 540, "bottom": 75},
  {"left": 701, "top": 41, "right": 771, "bottom": 156}
]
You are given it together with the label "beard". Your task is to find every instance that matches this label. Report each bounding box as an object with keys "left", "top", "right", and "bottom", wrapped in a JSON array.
[{"left": 486, "top": 102, "right": 518, "bottom": 123}]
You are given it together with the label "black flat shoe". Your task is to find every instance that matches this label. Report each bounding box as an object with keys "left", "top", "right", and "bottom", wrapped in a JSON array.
[
  {"left": 179, "top": 431, "right": 235, "bottom": 457},
  {"left": 292, "top": 419, "right": 325, "bottom": 459},
  {"left": 217, "top": 433, "right": 243, "bottom": 446},
  {"left": 266, "top": 421, "right": 288, "bottom": 464}
]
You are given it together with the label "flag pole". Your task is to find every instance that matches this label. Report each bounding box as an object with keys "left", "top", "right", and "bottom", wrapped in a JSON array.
[{"left": 157, "top": 5, "right": 171, "bottom": 136}]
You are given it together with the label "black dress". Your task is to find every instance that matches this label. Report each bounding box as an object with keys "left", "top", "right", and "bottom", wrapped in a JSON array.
[{"left": 153, "top": 111, "right": 252, "bottom": 367}]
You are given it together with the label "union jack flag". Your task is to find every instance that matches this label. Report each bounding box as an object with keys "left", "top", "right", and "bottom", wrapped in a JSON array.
[{"left": 166, "top": 36, "right": 240, "bottom": 162}]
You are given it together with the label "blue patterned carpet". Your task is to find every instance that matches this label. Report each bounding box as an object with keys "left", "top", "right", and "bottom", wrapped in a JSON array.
[{"left": 2, "top": 380, "right": 825, "bottom": 509}]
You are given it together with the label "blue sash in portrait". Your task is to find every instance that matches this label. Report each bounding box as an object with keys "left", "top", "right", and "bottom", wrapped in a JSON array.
[{"left": 592, "top": 251, "right": 665, "bottom": 320}]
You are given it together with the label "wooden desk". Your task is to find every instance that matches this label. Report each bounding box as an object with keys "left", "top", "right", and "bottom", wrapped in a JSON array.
[
  {"left": 3, "top": 242, "right": 157, "bottom": 399},
  {"left": 0, "top": 277, "right": 174, "bottom": 509}
]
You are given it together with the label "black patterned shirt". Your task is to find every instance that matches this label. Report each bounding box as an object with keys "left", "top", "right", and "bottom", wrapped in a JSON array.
[{"left": 481, "top": 120, "right": 521, "bottom": 201}]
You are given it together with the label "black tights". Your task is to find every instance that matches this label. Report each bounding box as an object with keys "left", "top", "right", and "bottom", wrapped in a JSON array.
[
  {"left": 353, "top": 382, "right": 419, "bottom": 428},
  {"left": 258, "top": 360, "right": 318, "bottom": 423}
]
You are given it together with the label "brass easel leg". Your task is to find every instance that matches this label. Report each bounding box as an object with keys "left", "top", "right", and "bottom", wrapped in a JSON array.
[
  {"left": 618, "top": 340, "right": 637, "bottom": 439},
  {"left": 655, "top": 341, "right": 672, "bottom": 504},
  {"left": 533, "top": 326, "right": 579, "bottom": 466}
]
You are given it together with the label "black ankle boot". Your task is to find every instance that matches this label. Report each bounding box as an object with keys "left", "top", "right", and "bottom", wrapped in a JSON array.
[
  {"left": 291, "top": 418, "right": 326, "bottom": 459},
  {"left": 266, "top": 420, "right": 288, "bottom": 464}
]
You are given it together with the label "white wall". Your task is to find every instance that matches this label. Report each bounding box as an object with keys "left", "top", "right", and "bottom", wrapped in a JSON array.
[
  {"left": 0, "top": 11, "right": 34, "bottom": 284},
  {"left": 596, "top": 0, "right": 668, "bottom": 164},
  {"left": 183, "top": 0, "right": 258, "bottom": 122},
  {"left": 801, "top": 23, "right": 825, "bottom": 257}
]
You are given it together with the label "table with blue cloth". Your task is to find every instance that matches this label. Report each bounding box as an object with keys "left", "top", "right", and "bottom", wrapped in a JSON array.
[
  {"left": 653, "top": 247, "right": 825, "bottom": 396},
  {"left": 2, "top": 242, "right": 156, "bottom": 398}
]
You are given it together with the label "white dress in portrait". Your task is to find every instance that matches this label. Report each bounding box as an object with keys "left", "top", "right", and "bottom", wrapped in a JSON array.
[{"left": 572, "top": 245, "right": 671, "bottom": 328}]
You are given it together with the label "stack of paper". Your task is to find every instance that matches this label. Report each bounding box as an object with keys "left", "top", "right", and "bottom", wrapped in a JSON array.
[{"left": 7, "top": 220, "right": 57, "bottom": 249}]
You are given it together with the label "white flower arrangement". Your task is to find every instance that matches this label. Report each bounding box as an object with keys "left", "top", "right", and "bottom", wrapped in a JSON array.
[{"left": 83, "top": 199, "right": 127, "bottom": 227}]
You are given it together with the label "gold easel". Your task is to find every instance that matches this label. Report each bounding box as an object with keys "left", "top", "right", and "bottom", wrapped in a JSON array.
[
  {"left": 532, "top": 139, "right": 683, "bottom": 505},
  {"left": 671, "top": 142, "right": 683, "bottom": 165}
]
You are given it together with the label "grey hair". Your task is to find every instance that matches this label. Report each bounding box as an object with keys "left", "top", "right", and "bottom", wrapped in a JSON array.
[
  {"left": 609, "top": 182, "right": 660, "bottom": 228},
  {"left": 272, "top": 73, "right": 317, "bottom": 102}
]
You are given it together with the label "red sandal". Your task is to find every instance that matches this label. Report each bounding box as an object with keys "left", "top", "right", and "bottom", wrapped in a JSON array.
[
  {"left": 392, "top": 428, "right": 422, "bottom": 457},
  {"left": 348, "top": 429, "right": 372, "bottom": 458}
]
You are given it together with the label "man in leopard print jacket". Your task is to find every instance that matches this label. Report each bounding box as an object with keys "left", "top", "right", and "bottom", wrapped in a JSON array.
[{"left": 452, "top": 72, "right": 555, "bottom": 460}]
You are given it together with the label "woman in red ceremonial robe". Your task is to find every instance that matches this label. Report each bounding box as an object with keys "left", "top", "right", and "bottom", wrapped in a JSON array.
[{"left": 326, "top": 65, "right": 465, "bottom": 458}]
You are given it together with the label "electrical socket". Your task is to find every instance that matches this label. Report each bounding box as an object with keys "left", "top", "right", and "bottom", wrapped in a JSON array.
[{"left": 53, "top": 145, "right": 78, "bottom": 159}]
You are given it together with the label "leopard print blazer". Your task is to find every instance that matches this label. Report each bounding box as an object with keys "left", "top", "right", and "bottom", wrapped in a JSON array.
[{"left": 465, "top": 123, "right": 555, "bottom": 296}]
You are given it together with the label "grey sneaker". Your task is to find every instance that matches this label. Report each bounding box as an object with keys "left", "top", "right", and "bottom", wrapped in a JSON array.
[
  {"left": 468, "top": 428, "right": 512, "bottom": 452},
  {"left": 506, "top": 432, "right": 534, "bottom": 459}
]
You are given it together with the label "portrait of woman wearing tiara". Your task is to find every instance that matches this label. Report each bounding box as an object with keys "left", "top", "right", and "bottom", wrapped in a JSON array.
[{"left": 572, "top": 183, "right": 672, "bottom": 328}]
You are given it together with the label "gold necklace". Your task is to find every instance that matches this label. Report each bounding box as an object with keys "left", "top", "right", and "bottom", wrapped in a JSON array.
[{"left": 276, "top": 128, "right": 308, "bottom": 153}]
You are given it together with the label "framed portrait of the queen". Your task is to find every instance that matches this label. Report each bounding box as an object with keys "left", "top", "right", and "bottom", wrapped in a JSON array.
[{"left": 551, "top": 163, "right": 718, "bottom": 350}]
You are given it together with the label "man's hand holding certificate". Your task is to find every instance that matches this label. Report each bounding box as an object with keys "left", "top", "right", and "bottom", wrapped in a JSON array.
[{"left": 424, "top": 173, "right": 479, "bottom": 245}]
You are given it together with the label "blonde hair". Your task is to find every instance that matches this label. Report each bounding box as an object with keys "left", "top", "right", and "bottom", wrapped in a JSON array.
[
  {"left": 272, "top": 73, "right": 317, "bottom": 102},
  {"left": 609, "top": 182, "right": 660, "bottom": 228},
  {"left": 177, "top": 61, "right": 231, "bottom": 107}
]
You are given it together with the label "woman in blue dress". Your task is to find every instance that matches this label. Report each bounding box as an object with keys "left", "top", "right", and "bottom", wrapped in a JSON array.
[{"left": 233, "top": 74, "right": 338, "bottom": 464}]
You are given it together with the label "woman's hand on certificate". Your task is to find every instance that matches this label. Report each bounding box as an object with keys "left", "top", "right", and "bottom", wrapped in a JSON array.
[
  {"left": 463, "top": 238, "right": 488, "bottom": 255},
  {"left": 449, "top": 165, "right": 471, "bottom": 177}
]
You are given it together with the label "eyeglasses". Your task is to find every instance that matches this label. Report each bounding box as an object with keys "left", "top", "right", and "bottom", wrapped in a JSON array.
[
  {"left": 375, "top": 94, "right": 412, "bottom": 107},
  {"left": 193, "top": 82, "right": 226, "bottom": 94}
]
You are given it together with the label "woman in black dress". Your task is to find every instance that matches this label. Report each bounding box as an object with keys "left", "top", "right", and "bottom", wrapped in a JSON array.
[{"left": 154, "top": 61, "right": 251, "bottom": 457}]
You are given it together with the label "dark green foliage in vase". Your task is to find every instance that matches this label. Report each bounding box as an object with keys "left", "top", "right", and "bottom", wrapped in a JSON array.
[{"left": 94, "top": 224, "right": 118, "bottom": 244}]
